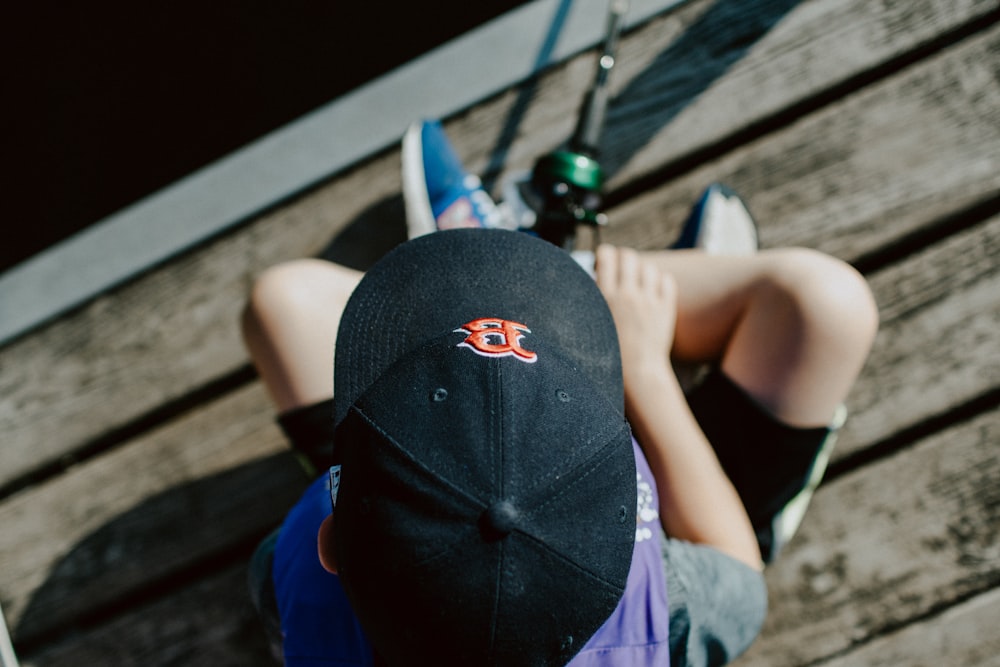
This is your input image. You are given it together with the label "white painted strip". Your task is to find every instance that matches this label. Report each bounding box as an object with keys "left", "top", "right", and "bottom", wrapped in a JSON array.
[
  {"left": 0, "top": 601, "right": 18, "bottom": 667},
  {"left": 0, "top": 0, "right": 685, "bottom": 346}
]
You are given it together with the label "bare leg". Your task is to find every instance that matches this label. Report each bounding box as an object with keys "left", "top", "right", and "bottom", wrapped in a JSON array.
[
  {"left": 240, "top": 258, "right": 363, "bottom": 413},
  {"left": 597, "top": 244, "right": 878, "bottom": 567},
  {"left": 644, "top": 247, "right": 879, "bottom": 428}
]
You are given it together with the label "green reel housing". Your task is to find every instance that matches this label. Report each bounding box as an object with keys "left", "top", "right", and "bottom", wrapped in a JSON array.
[{"left": 530, "top": 150, "right": 606, "bottom": 249}]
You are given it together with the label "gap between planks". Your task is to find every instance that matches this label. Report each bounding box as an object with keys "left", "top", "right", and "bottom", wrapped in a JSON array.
[
  {"left": 1, "top": 0, "right": 996, "bottom": 498},
  {"left": 3, "top": 212, "right": 997, "bottom": 650}
]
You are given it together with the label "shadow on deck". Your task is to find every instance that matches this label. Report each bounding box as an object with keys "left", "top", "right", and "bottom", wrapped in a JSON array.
[{"left": 2, "top": 0, "right": 998, "bottom": 665}]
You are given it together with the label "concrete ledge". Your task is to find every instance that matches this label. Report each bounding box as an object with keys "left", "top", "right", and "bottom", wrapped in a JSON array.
[{"left": 0, "top": 0, "right": 684, "bottom": 346}]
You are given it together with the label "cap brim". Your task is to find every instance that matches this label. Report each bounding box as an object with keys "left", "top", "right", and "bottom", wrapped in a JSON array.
[{"left": 333, "top": 229, "right": 623, "bottom": 428}]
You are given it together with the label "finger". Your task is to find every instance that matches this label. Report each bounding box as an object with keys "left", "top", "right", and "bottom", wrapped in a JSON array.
[
  {"left": 595, "top": 244, "right": 618, "bottom": 292},
  {"left": 618, "top": 247, "right": 641, "bottom": 288},
  {"left": 660, "top": 271, "right": 678, "bottom": 306},
  {"left": 641, "top": 261, "right": 661, "bottom": 294}
]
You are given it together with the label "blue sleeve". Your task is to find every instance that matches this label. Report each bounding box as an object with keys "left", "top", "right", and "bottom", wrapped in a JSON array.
[{"left": 272, "top": 475, "right": 375, "bottom": 667}]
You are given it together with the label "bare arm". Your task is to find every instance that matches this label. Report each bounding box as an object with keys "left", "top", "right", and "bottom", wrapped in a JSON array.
[{"left": 595, "top": 245, "right": 762, "bottom": 570}]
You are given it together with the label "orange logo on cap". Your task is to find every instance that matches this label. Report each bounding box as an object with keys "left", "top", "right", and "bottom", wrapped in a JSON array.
[{"left": 455, "top": 318, "right": 538, "bottom": 363}]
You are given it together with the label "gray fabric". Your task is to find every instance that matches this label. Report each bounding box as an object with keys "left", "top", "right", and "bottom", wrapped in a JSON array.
[{"left": 661, "top": 534, "right": 768, "bottom": 667}]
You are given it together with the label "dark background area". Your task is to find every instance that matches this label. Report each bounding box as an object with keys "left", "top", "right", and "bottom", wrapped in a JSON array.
[{"left": 4, "top": 0, "right": 528, "bottom": 273}]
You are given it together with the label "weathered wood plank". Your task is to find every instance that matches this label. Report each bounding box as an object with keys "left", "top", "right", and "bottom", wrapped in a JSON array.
[
  {"left": 817, "top": 587, "right": 1000, "bottom": 667},
  {"left": 601, "top": 22, "right": 1000, "bottom": 258},
  {"left": 0, "top": 154, "right": 402, "bottom": 491},
  {"left": 4, "top": 3, "right": 997, "bottom": 663},
  {"left": 463, "top": 0, "right": 1000, "bottom": 191},
  {"left": 865, "top": 216, "right": 1000, "bottom": 326},
  {"left": 0, "top": 383, "right": 308, "bottom": 645},
  {"left": 1, "top": 0, "right": 993, "bottom": 490},
  {"left": 841, "top": 214, "right": 1000, "bottom": 457},
  {"left": 17, "top": 404, "right": 1000, "bottom": 666},
  {"left": 4, "top": 212, "right": 996, "bottom": 647},
  {"left": 737, "top": 406, "right": 1000, "bottom": 667},
  {"left": 19, "top": 565, "right": 275, "bottom": 667}
]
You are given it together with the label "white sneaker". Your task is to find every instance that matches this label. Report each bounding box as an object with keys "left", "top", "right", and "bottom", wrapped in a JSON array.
[{"left": 672, "top": 183, "right": 759, "bottom": 254}]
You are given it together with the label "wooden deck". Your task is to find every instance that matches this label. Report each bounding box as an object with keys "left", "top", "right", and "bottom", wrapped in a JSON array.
[{"left": 2, "top": 0, "right": 999, "bottom": 665}]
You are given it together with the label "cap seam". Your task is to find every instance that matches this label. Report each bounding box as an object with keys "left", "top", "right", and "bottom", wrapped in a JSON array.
[
  {"left": 490, "top": 359, "right": 503, "bottom": 658},
  {"left": 519, "top": 420, "right": 633, "bottom": 591},
  {"left": 528, "top": 418, "right": 630, "bottom": 515},
  {"left": 488, "top": 538, "right": 504, "bottom": 655},
  {"left": 515, "top": 528, "right": 628, "bottom": 593},
  {"left": 349, "top": 404, "right": 485, "bottom": 511},
  {"left": 530, "top": 422, "right": 630, "bottom": 521},
  {"left": 349, "top": 404, "right": 495, "bottom": 575},
  {"left": 495, "top": 357, "right": 504, "bottom": 504}
]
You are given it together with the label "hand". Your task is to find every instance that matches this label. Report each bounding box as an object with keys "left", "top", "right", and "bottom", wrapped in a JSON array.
[{"left": 595, "top": 245, "right": 678, "bottom": 390}]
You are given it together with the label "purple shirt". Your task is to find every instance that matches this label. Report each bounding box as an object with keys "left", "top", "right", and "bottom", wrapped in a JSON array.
[
  {"left": 568, "top": 438, "right": 670, "bottom": 665},
  {"left": 273, "top": 438, "right": 669, "bottom": 666}
]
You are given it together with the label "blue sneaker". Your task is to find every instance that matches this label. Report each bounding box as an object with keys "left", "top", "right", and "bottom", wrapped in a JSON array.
[
  {"left": 672, "top": 183, "right": 759, "bottom": 254},
  {"left": 402, "top": 120, "right": 505, "bottom": 238}
]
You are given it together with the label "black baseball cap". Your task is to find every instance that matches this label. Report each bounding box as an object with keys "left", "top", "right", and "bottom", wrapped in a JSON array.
[{"left": 331, "top": 229, "right": 636, "bottom": 666}]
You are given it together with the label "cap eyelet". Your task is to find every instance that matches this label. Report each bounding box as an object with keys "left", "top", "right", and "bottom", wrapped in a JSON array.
[
  {"left": 556, "top": 390, "right": 571, "bottom": 402},
  {"left": 431, "top": 387, "right": 449, "bottom": 402}
]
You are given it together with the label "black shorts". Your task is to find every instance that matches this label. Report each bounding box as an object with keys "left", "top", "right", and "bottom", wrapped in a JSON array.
[
  {"left": 276, "top": 397, "right": 338, "bottom": 478},
  {"left": 685, "top": 368, "right": 841, "bottom": 563}
]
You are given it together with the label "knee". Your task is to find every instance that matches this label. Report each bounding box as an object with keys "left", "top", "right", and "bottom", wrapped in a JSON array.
[
  {"left": 246, "top": 259, "right": 324, "bottom": 312},
  {"left": 243, "top": 259, "right": 310, "bottom": 324},
  {"left": 240, "top": 259, "right": 333, "bottom": 341},
  {"left": 762, "top": 248, "right": 879, "bottom": 356}
]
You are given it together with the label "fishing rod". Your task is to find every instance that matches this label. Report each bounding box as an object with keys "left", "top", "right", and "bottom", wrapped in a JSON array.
[{"left": 505, "top": 0, "right": 630, "bottom": 250}]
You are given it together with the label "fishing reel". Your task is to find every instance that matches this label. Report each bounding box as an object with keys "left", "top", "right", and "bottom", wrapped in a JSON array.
[{"left": 504, "top": 150, "right": 606, "bottom": 250}]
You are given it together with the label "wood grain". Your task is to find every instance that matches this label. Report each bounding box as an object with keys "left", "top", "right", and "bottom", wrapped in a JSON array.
[
  {"left": 599, "top": 24, "right": 1000, "bottom": 258},
  {"left": 1, "top": 0, "right": 993, "bottom": 490},
  {"left": 816, "top": 587, "right": 1000, "bottom": 667},
  {"left": 0, "top": 383, "right": 308, "bottom": 644},
  {"left": 841, "top": 215, "right": 1000, "bottom": 457},
  {"left": 16, "top": 409, "right": 999, "bottom": 667},
  {"left": 2, "top": 2, "right": 998, "bottom": 663},
  {"left": 738, "top": 406, "right": 1000, "bottom": 666},
  {"left": 19, "top": 565, "right": 275, "bottom": 667},
  {"left": 3, "top": 213, "right": 996, "bottom": 647}
]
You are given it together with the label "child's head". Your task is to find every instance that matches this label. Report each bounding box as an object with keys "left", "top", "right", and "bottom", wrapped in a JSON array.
[{"left": 321, "top": 229, "right": 636, "bottom": 666}]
